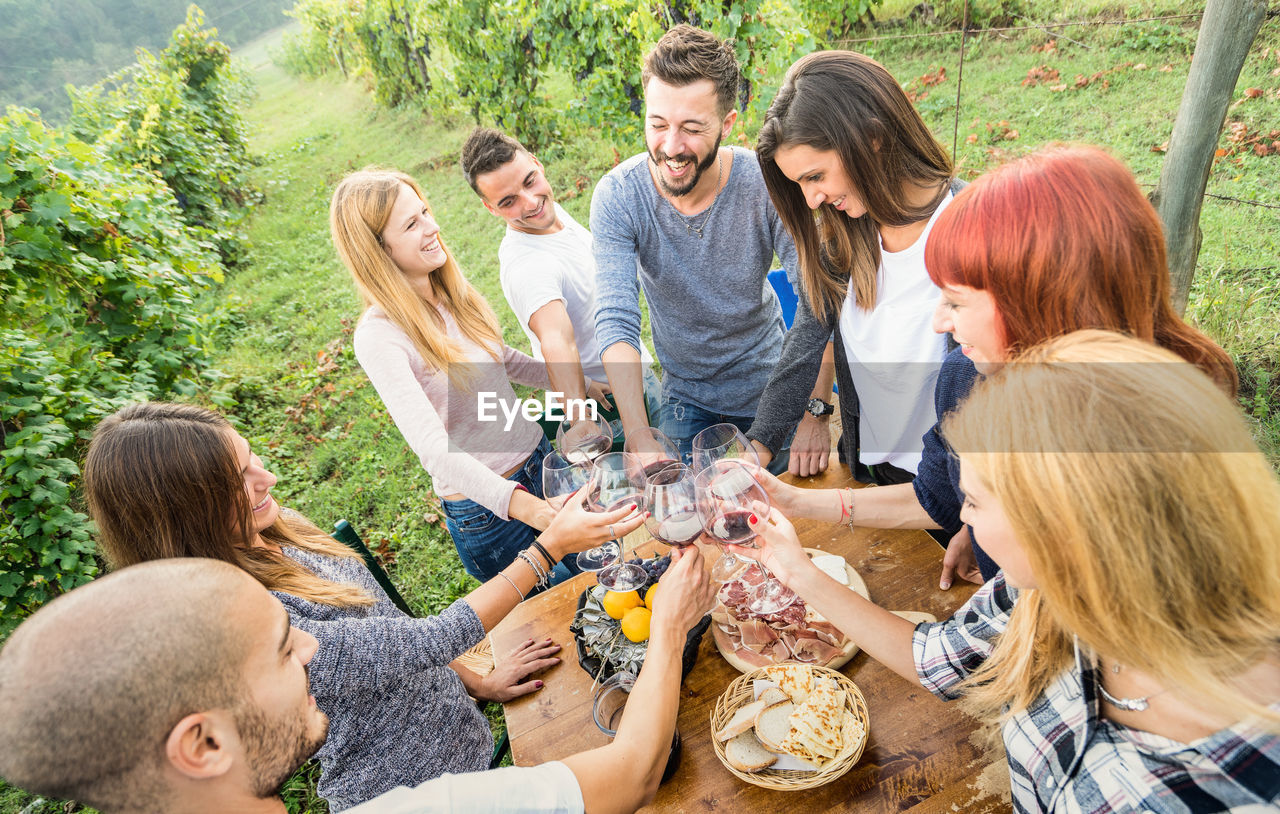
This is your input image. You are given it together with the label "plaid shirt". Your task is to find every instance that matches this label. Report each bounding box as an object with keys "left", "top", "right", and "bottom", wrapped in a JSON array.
[{"left": 912, "top": 574, "right": 1280, "bottom": 813}]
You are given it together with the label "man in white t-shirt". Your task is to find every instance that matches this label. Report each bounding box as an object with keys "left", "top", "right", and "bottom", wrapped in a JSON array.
[
  {"left": 461, "top": 127, "right": 661, "bottom": 431},
  {"left": 0, "top": 551, "right": 716, "bottom": 814}
]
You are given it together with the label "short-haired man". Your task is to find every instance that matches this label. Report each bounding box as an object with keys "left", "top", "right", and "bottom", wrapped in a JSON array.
[
  {"left": 0, "top": 552, "right": 714, "bottom": 814},
  {"left": 461, "top": 127, "right": 661, "bottom": 433},
  {"left": 592, "top": 25, "right": 831, "bottom": 466}
]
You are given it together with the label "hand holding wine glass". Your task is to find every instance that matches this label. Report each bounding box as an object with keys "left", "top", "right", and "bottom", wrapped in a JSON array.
[
  {"left": 729, "top": 459, "right": 805, "bottom": 518},
  {"left": 578, "top": 452, "right": 649, "bottom": 591},
  {"left": 624, "top": 427, "right": 682, "bottom": 480},
  {"left": 539, "top": 486, "right": 648, "bottom": 560},
  {"left": 725, "top": 501, "right": 814, "bottom": 588},
  {"left": 695, "top": 460, "right": 796, "bottom": 614}
]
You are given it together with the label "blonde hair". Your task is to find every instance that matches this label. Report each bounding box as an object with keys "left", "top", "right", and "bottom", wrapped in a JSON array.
[
  {"left": 85, "top": 402, "right": 374, "bottom": 607},
  {"left": 329, "top": 168, "right": 503, "bottom": 388},
  {"left": 944, "top": 330, "right": 1280, "bottom": 727}
]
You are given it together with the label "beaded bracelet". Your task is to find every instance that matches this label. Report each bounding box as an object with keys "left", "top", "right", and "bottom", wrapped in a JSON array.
[
  {"left": 843, "top": 488, "right": 857, "bottom": 530},
  {"left": 517, "top": 550, "right": 549, "bottom": 589},
  {"left": 497, "top": 571, "right": 525, "bottom": 602}
]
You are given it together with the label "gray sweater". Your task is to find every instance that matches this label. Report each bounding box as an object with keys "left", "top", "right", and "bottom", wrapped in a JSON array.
[
  {"left": 591, "top": 147, "right": 800, "bottom": 417},
  {"left": 278, "top": 547, "right": 492, "bottom": 811}
]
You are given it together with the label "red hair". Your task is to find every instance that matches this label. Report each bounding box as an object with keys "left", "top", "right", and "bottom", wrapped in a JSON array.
[{"left": 925, "top": 145, "right": 1237, "bottom": 394}]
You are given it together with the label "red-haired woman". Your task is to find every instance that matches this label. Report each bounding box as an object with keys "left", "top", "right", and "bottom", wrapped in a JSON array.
[{"left": 750, "top": 144, "right": 1235, "bottom": 587}]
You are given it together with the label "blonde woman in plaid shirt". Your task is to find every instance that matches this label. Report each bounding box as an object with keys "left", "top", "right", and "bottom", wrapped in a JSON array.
[{"left": 737, "top": 331, "right": 1280, "bottom": 812}]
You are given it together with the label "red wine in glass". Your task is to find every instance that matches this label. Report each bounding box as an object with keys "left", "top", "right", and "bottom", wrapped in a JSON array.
[
  {"left": 642, "top": 459, "right": 681, "bottom": 480},
  {"left": 650, "top": 510, "right": 703, "bottom": 548},
  {"left": 644, "top": 463, "right": 701, "bottom": 550},
  {"left": 705, "top": 508, "right": 755, "bottom": 545}
]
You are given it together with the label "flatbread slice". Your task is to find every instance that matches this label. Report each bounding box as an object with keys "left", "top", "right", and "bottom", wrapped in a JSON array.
[
  {"left": 764, "top": 663, "right": 813, "bottom": 704},
  {"left": 786, "top": 685, "right": 845, "bottom": 758},
  {"left": 839, "top": 712, "right": 866, "bottom": 754}
]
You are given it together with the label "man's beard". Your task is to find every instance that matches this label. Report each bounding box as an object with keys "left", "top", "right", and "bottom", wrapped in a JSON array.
[
  {"left": 649, "top": 133, "right": 722, "bottom": 198},
  {"left": 237, "top": 697, "right": 330, "bottom": 798}
]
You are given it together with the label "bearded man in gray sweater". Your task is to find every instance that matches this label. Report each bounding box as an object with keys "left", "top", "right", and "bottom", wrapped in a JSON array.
[{"left": 592, "top": 25, "right": 809, "bottom": 464}]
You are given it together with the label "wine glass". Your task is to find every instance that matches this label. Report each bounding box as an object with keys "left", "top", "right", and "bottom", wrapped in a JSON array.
[
  {"left": 557, "top": 416, "right": 612, "bottom": 465},
  {"left": 694, "top": 460, "right": 797, "bottom": 614},
  {"left": 691, "top": 423, "right": 757, "bottom": 474},
  {"left": 691, "top": 424, "right": 759, "bottom": 579},
  {"left": 624, "top": 427, "right": 682, "bottom": 481},
  {"left": 542, "top": 450, "right": 592, "bottom": 513},
  {"left": 644, "top": 463, "right": 703, "bottom": 551},
  {"left": 579, "top": 452, "right": 649, "bottom": 591}
]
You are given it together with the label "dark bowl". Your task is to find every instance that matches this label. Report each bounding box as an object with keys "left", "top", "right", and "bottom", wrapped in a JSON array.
[{"left": 574, "top": 589, "right": 712, "bottom": 682}]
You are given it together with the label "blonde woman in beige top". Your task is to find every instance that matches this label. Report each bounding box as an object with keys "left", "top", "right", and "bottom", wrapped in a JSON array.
[{"left": 331, "top": 168, "right": 622, "bottom": 584}]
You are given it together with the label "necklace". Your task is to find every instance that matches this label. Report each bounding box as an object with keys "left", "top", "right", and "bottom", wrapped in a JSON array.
[
  {"left": 1098, "top": 661, "right": 1168, "bottom": 712},
  {"left": 1098, "top": 682, "right": 1154, "bottom": 712},
  {"left": 665, "top": 151, "right": 722, "bottom": 240}
]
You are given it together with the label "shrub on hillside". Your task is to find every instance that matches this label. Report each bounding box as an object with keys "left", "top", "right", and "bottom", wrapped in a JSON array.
[
  {"left": 0, "top": 107, "right": 227, "bottom": 632},
  {"left": 67, "top": 5, "right": 257, "bottom": 264}
]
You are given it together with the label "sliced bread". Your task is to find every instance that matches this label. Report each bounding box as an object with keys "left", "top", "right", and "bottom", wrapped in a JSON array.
[
  {"left": 758, "top": 686, "right": 789, "bottom": 707},
  {"left": 724, "top": 730, "right": 777, "bottom": 773},
  {"left": 753, "top": 700, "right": 795, "bottom": 753},
  {"left": 714, "top": 698, "right": 766, "bottom": 742}
]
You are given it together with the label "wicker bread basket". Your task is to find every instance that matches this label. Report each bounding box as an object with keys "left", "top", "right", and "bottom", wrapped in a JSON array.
[{"left": 710, "top": 665, "right": 869, "bottom": 790}]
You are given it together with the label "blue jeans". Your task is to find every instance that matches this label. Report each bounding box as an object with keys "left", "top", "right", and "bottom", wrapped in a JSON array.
[
  {"left": 656, "top": 395, "right": 756, "bottom": 467},
  {"left": 441, "top": 436, "right": 579, "bottom": 588}
]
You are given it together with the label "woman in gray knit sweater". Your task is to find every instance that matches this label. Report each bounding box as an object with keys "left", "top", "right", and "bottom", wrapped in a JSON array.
[{"left": 82, "top": 402, "right": 643, "bottom": 811}]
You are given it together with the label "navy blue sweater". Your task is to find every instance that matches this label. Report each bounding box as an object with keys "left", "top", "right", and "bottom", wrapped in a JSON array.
[{"left": 912, "top": 347, "right": 999, "bottom": 580}]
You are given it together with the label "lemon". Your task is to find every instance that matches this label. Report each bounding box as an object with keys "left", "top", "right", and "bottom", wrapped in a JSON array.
[
  {"left": 602, "top": 589, "right": 643, "bottom": 620},
  {"left": 644, "top": 582, "right": 659, "bottom": 610},
  {"left": 620, "top": 606, "right": 652, "bottom": 642}
]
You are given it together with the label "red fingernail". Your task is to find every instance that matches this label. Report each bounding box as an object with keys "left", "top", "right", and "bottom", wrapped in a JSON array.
[
  {"left": 749, "top": 514, "right": 758, "bottom": 523},
  {"left": 535, "top": 680, "right": 544, "bottom": 688},
  {"left": 630, "top": 504, "right": 637, "bottom": 511}
]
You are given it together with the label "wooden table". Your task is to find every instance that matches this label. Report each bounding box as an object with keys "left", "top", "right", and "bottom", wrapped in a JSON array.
[{"left": 490, "top": 466, "right": 1013, "bottom": 813}]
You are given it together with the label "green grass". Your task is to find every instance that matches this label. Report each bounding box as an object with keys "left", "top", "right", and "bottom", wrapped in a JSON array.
[{"left": 4, "top": 5, "right": 1278, "bottom": 811}]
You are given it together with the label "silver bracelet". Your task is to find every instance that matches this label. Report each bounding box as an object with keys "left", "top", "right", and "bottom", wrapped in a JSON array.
[
  {"left": 496, "top": 571, "right": 525, "bottom": 602},
  {"left": 517, "top": 550, "right": 549, "bottom": 588}
]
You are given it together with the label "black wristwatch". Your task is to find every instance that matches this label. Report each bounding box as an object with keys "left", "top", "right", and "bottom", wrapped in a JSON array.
[{"left": 806, "top": 398, "right": 834, "bottom": 418}]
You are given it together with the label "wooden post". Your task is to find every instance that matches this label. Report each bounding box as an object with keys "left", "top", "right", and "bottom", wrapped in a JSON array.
[{"left": 1151, "top": 0, "right": 1268, "bottom": 315}]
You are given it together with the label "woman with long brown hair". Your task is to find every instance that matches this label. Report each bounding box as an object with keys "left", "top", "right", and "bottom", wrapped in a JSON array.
[
  {"left": 83, "top": 401, "right": 642, "bottom": 811},
  {"left": 749, "top": 50, "right": 962, "bottom": 487},
  {"left": 331, "top": 168, "right": 591, "bottom": 585},
  {"left": 751, "top": 144, "right": 1235, "bottom": 587},
  {"left": 739, "top": 331, "right": 1278, "bottom": 812}
]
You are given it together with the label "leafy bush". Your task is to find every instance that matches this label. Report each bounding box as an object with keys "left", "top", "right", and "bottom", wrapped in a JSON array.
[
  {"left": 278, "top": 0, "right": 819, "bottom": 148},
  {"left": 67, "top": 6, "right": 257, "bottom": 263},
  {"left": 929, "top": 0, "right": 1028, "bottom": 30},
  {"left": 1118, "top": 22, "right": 1195, "bottom": 54},
  {"left": 1, "top": 17, "right": 246, "bottom": 630}
]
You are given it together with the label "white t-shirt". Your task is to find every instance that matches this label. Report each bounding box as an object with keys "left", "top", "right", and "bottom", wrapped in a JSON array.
[
  {"left": 838, "top": 192, "right": 953, "bottom": 474},
  {"left": 345, "top": 761, "right": 585, "bottom": 813},
  {"left": 499, "top": 204, "right": 652, "bottom": 383}
]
